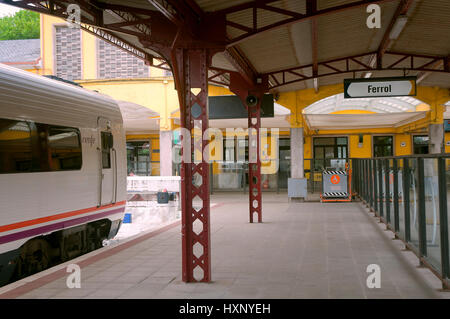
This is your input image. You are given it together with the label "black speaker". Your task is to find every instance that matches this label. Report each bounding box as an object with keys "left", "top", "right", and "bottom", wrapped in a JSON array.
[{"left": 246, "top": 95, "right": 258, "bottom": 107}]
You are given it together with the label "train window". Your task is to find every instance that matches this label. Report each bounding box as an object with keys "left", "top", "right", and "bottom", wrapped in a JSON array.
[
  {"left": 0, "top": 119, "right": 33, "bottom": 173},
  {"left": 101, "top": 131, "right": 112, "bottom": 169},
  {"left": 47, "top": 125, "right": 82, "bottom": 170},
  {"left": 0, "top": 119, "right": 82, "bottom": 173}
]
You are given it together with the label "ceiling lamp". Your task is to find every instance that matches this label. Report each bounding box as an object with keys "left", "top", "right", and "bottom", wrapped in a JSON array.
[{"left": 389, "top": 15, "right": 408, "bottom": 40}]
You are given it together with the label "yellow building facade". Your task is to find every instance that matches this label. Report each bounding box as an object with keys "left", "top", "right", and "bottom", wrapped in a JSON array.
[{"left": 37, "top": 14, "right": 450, "bottom": 190}]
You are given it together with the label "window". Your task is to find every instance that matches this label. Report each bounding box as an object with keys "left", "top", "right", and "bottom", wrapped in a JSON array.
[
  {"left": 224, "top": 138, "right": 235, "bottom": 162},
  {"left": 0, "top": 119, "right": 32, "bottom": 173},
  {"left": 101, "top": 131, "right": 112, "bottom": 169},
  {"left": 413, "top": 135, "right": 429, "bottom": 154},
  {"left": 127, "top": 141, "right": 151, "bottom": 175},
  {"left": 313, "top": 136, "right": 348, "bottom": 170},
  {"left": 373, "top": 136, "right": 393, "bottom": 157},
  {"left": 0, "top": 118, "right": 81, "bottom": 173},
  {"left": 48, "top": 126, "right": 82, "bottom": 170},
  {"left": 445, "top": 120, "right": 450, "bottom": 132},
  {"left": 222, "top": 137, "right": 247, "bottom": 163}
]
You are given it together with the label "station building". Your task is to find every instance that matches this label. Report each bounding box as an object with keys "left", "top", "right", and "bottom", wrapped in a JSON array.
[{"left": 1, "top": 13, "right": 449, "bottom": 195}]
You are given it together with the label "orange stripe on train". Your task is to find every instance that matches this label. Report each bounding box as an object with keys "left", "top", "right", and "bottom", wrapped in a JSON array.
[{"left": 0, "top": 201, "right": 126, "bottom": 233}]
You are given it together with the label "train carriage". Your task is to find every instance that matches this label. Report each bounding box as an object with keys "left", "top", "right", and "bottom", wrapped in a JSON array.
[{"left": 0, "top": 64, "right": 127, "bottom": 286}]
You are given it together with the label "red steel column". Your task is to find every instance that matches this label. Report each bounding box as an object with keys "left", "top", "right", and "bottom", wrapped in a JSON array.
[
  {"left": 247, "top": 95, "right": 262, "bottom": 223},
  {"left": 173, "top": 48, "right": 211, "bottom": 282},
  {"left": 229, "top": 73, "right": 266, "bottom": 224}
]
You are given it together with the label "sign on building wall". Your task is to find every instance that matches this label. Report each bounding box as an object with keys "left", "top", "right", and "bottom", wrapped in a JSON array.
[{"left": 344, "top": 76, "right": 417, "bottom": 98}]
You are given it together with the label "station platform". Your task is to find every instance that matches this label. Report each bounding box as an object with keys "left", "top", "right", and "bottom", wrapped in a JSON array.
[{"left": 0, "top": 193, "right": 448, "bottom": 299}]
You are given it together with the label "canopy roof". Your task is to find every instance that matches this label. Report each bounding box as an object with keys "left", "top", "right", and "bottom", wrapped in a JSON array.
[
  {"left": 5, "top": 0, "right": 449, "bottom": 93},
  {"left": 303, "top": 93, "right": 425, "bottom": 114},
  {"left": 116, "top": 100, "right": 160, "bottom": 133},
  {"left": 304, "top": 111, "right": 426, "bottom": 129}
]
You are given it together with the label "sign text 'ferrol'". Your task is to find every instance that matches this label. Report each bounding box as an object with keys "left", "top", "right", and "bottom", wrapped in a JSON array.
[{"left": 344, "top": 76, "right": 417, "bottom": 98}]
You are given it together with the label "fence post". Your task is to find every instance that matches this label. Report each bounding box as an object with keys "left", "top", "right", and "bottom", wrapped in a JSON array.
[
  {"left": 373, "top": 159, "right": 378, "bottom": 214},
  {"left": 369, "top": 159, "right": 373, "bottom": 209},
  {"left": 403, "top": 159, "right": 411, "bottom": 243},
  {"left": 385, "top": 159, "right": 391, "bottom": 224},
  {"left": 378, "top": 159, "right": 384, "bottom": 218},
  {"left": 393, "top": 159, "right": 400, "bottom": 234},
  {"left": 417, "top": 157, "right": 427, "bottom": 259},
  {"left": 438, "top": 157, "right": 449, "bottom": 287},
  {"left": 363, "top": 160, "right": 367, "bottom": 202}
]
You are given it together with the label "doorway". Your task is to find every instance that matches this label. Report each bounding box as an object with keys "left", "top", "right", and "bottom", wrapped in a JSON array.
[{"left": 313, "top": 136, "right": 348, "bottom": 170}]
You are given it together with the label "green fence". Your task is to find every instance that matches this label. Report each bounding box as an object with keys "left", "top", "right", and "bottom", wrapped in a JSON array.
[{"left": 353, "top": 155, "right": 450, "bottom": 290}]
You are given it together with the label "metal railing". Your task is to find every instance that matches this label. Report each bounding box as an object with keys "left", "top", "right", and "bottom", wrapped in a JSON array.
[{"left": 353, "top": 155, "right": 450, "bottom": 290}]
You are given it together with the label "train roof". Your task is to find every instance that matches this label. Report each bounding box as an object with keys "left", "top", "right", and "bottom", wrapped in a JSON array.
[{"left": 0, "top": 63, "right": 122, "bottom": 128}]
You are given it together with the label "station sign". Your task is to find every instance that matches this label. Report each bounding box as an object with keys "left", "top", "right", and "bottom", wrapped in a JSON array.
[{"left": 344, "top": 76, "right": 417, "bottom": 98}]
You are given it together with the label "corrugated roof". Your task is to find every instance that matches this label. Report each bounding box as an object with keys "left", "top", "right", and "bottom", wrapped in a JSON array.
[
  {"left": 6, "top": 0, "right": 447, "bottom": 91},
  {"left": 0, "top": 39, "right": 40, "bottom": 63},
  {"left": 90, "top": 0, "right": 449, "bottom": 91}
]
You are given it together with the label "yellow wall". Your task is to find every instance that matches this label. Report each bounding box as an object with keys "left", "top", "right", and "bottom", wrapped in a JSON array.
[
  {"left": 78, "top": 79, "right": 179, "bottom": 131},
  {"left": 395, "top": 134, "right": 412, "bottom": 156},
  {"left": 81, "top": 31, "right": 97, "bottom": 79},
  {"left": 349, "top": 135, "right": 372, "bottom": 158}
]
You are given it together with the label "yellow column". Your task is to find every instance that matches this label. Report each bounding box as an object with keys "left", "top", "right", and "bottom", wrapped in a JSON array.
[{"left": 81, "top": 31, "right": 97, "bottom": 79}]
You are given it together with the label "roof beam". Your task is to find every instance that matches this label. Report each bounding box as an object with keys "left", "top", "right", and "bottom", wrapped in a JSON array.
[
  {"left": 0, "top": 0, "right": 174, "bottom": 66},
  {"left": 264, "top": 51, "right": 450, "bottom": 90},
  {"left": 147, "top": 0, "right": 257, "bottom": 85},
  {"left": 223, "top": 46, "right": 257, "bottom": 86},
  {"left": 416, "top": 59, "right": 445, "bottom": 84},
  {"left": 225, "top": 0, "right": 398, "bottom": 48},
  {"left": 307, "top": 0, "right": 319, "bottom": 92},
  {"left": 147, "top": 0, "right": 183, "bottom": 27}
]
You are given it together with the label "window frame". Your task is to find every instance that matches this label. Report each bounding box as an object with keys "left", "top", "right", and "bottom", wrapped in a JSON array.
[
  {"left": 373, "top": 135, "right": 394, "bottom": 157},
  {"left": 412, "top": 134, "right": 430, "bottom": 155},
  {"left": 0, "top": 118, "right": 82, "bottom": 174}
]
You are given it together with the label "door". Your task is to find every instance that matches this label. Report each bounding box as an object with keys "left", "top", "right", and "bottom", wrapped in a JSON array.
[
  {"left": 98, "top": 118, "right": 114, "bottom": 206},
  {"left": 313, "top": 137, "right": 348, "bottom": 170},
  {"left": 278, "top": 149, "right": 290, "bottom": 189},
  {"left": 278, "top": 138, "right": 290, "bottom": 189},
  {"left": 126, "top": 141, "right": 151, "bottom": 175}
]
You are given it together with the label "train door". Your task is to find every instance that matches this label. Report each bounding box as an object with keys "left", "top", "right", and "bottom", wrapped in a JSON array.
[{"left": 97, "top": 118, "right": 115, "bottom": 206}]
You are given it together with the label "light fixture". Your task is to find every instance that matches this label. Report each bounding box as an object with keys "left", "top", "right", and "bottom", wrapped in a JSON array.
[{"left": 389, "top": 15, "right": 408, "bottom": 40}]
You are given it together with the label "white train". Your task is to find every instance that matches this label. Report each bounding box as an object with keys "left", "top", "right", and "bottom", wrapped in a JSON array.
[{"left": 0, "top": 64, "right": 127, "bottom": 286}]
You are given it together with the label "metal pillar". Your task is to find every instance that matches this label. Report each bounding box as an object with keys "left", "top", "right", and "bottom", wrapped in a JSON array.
[
  {"left": 229, "top": 74, "right": 267, "bottom": 224},
  {"left": 248, "top": 96, "right": 262, "bottom": 223},
  {"left": 173, "top": 48, "right": 211, "bottom": 282}
]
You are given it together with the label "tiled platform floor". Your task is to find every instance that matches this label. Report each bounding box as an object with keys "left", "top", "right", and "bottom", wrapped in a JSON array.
[{"left": 1, "top": 193, "right": 448, "bottom": 299}]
